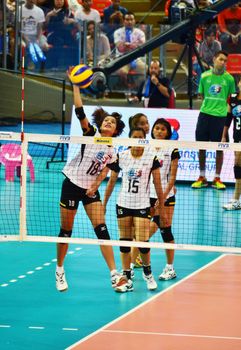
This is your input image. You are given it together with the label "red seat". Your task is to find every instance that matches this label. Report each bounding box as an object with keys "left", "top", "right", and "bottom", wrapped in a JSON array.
[{"left": 226, "top": 54, "right": 241, "bottom": 75}]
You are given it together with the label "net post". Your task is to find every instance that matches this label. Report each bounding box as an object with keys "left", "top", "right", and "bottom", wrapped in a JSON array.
[{"left": 19, "top": 138, "right": 28, "bottom": 241}]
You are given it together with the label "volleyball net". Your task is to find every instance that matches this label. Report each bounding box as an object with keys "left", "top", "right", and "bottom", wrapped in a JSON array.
[{"left": 0, "top": 132, "right": 240, "bottom": 254}]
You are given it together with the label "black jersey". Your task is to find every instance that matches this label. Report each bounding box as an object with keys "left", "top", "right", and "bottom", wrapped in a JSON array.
[{"left": 226, "top": 94, "right": 241, "bottom": 142}]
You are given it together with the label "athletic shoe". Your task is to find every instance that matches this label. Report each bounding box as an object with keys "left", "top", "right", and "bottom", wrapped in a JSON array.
[
  {"left": 191, "top": 176, "right": 208, "bottom": 189},
  {"left": 56, "top": 271, "right": 68, "bottom": 292},
  {"left": 158, "top": 266, "right": 177, "bottom": 281},
  {"left": 115, "top": 276, "right": 133, "bottom": 293},
  {"left": 223, "top": 199, "right": 241, "bottom": 211},
  {"left": 134, "top": 254, "right": 143, "bottom": 268},
  {"left": 212, "top": 177, "right": 226, "bottom": 190},
  {"left": 111, "top": 271, "right": 120, "bottom": 288},
  {"left": 142, "top": 273, "right": 157, "bottom": 290}
]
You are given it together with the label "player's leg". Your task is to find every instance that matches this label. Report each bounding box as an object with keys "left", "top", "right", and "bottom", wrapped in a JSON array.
[
  {"left": 192, "top": 112, "right": 208, "bottom": 188},
  {"left": 56, "top": 178, "right": 79, "bottom": 292},
  {"left": 223, "top": 151, "right": 241, "bottom": 210},
  {"left": 115, "top": 215, "right": 134, "bottom": 292},
  {"left": 159, "top": 203, "right": 177, "bottom": 281},
  {"left": 210, "top": 117, "right": 226, "bottom": 189},
  {"left": 135, "top": 215, "right": 157, "bottom": 291}
]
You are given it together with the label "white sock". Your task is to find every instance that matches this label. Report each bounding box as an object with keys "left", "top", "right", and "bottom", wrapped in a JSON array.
[
  {"left": 200, "top": 170, "right": 205, "bottom": 177},
  {"left": 215, "top": 173, "right": 220, "bottom": 179},
  {"left": 110, "top": 269, "right": 117, "bottom": 276},
  {"left": 130, "top": 263, "right": 135, "bottom": 269},
  {"left": 56, "top": 265, "right": 64, "bottom": 273},
  {"left": 166, "top": 264, "right": 173, "bottom": 270}
]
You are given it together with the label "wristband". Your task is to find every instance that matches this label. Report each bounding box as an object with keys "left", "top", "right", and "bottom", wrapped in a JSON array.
[{"left": 75, "top": 106, "right": 86, "bottom": 121}]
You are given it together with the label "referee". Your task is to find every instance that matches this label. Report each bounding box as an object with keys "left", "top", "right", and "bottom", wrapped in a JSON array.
[{"left": 192, "top": 50, "right": 236, "bottom": 190}]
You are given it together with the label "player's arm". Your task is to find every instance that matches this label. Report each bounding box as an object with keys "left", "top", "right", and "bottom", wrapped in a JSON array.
[
  {"left": 103, "top": 170, "right": 119, "bottom": 211},
  {"left": 86, "top": 167, "right": 110, "bottom": 197},
  {"left": 72, "top": 84, "right": 91, "bottom": 133},
  {"left": 152, "top": 166, "right": 167, "bottom": 227},
  {"left": 164, "top": 159, "right": 179, "bottom": 199},
  {"left": 221, "top": 105, "right": 232, "bottom": 142}
]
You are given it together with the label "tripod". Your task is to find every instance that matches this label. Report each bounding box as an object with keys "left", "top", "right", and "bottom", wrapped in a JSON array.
[
  {"left": 170, "top": 29, "right": 205, "bottom": 109},
  {"left": 46, "top": 79, "right": 67, "bottom": 169}
]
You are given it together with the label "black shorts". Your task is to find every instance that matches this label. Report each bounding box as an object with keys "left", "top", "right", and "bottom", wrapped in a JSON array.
[
  {"left": 150, "top": 196, "right": 176, "bottom": 208},
  {"left": 60, "top": 177, "right": 101, "bottom": 210},
  {"left": 116, "top": 205, "right": 151, "bottom": 219},
  {"left": 195, "top": 112, "right": 226, "bottom": 142}
]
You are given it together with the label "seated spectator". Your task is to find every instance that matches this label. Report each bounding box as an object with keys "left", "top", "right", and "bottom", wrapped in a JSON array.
[
  {"left": 103, "top": 0, "right": 127, "bottom": 47},
  {"left": 113, "top": 12, "right": 146, "bottom": 88},
  {"left": 0, "top": 1, "right": 15, "bottom": 68},
  {"left": 74, "top": 0, "right": 101, "bottom": 24},
  {"left": 86, "top": 20, "right": 111, "bottom": 66},
  {"left": 193, "top": 26, "right": 222, "bottom": 90},
  {"left": 45, "top": 0, "right": 79, "bottom": 69},
  {"left": 217, "top": 4, "right": 241, "bottom": 54},
  {"left": 131, "top": 60, "right": 171, "bottom": 108}
]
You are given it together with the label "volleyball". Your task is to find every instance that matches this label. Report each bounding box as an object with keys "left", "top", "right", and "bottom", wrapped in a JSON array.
[{"left": 69, "top": 64, "right": 93, "bottom": 88}]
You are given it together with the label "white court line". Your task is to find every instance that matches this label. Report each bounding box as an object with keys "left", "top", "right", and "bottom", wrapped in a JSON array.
[
  {"left": 28, "top": 326, "right": 45, "bottom": 330},
  {"left": 0, "top": 246, "right": 82, "bottom": 288},
  {"left": 0, "top": 325, "right": 11, "bottom": 328},
  {"left": 103, "top": 329, "right": 241, "bottom": 341},
  {"left": 63, "top": 328, "right": 79, "bottom": 331},
  {"left": 66, "top": 254, "right": 229, "bottom": 349}
]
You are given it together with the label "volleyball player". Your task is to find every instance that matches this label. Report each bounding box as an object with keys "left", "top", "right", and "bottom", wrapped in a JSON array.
[
  {"left": 149, "top": 118, "right": 180, "bottom": 280},
  {"left": 222, "top": 76, "right": 241, "bottom": 210},
  {"left": 56, "top": 81, "right": 125, "bottom": 292},
  {"left": 103, "top": 127, "right": 167, "bottom": 292},
  {"left": 128, "top": 113, "right": 150, "bottom": 269}
]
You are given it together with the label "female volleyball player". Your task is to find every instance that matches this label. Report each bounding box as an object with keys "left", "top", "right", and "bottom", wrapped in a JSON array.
[
  {"left": 128, "top": 113, "right": 150, "bottom": 269},
  {"left": 222, "top": 76, "right": 241, "bottom": 210},
  {"left": 56, "top": 81, "right": 125, "bottom": 292},
  {"left": 149, "top": 118, "right": 180, "bottom": 280},
  {"left": 103, "top": 127, "right": 167, "bottom": 293}
]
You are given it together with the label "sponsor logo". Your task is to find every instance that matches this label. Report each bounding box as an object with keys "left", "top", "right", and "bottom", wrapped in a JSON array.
[
  {"left": 94, "top": 137, "right": 112, "bottom": 145},
  {"left": 128, "top": 168, "right": 142, "bottom": 179},
  {"left": 208, "top": 84, "right": 222, "bottom": 95},
  {"left": 218, "top": 142, "right": 229, "bottom": 149},
  {"left": 138, "top": 139, "right": 149, "bottom": 145},
  {"left": 60, "top": 135, "right": 70, "bottom": 141}
]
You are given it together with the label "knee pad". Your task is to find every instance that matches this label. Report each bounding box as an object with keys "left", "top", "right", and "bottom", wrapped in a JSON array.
[
  {"left": 234, "top": 165, "right": 241, "bottom": 179},
  {"left": 119, "top": 238, "right": 132, "bottom": 253},
  {"left": 59, "top": 228, "right": 72, "bottom": 238},
  {"left": 139, "top": 241, "right": 150, "bottom": 254},
  {"left": 94, "top": 224, "right": 110, "bottom": 240},
  {"left": 152, "top": 215, "right": 160, "bottom": 227},
  {"left": 160, "top": 226, "right": 174, "bottom": 242}
]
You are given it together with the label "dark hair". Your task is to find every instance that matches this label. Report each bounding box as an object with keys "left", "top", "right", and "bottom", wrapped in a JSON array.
[
  {"left": 151, "top": 118, "right": 172, "bottom": 140},
  {"left": 128, "top": 127, "right": 146, "bottom": 138},
  {"left": 214, "top": 50, "right": 228, "bottom": 59},
  {"left": 129, "top": 113, "right": 148, "bottom": 129},
  {"left": 204, "top": 26, "right": 217, "bottom": 38},
  {"left": 124, "top": 11, "right": 135, "bottom": 19},
  {"left": 92, "top": 108, "right": 125, "bottom": 136},
  {"left": 87, "top": 20, "right": 96, "bottom": 28}
]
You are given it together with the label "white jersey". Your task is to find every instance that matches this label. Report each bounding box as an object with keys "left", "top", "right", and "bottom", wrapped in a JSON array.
[
  {"left": 21, "top": 5, "right": 45, "bottom": 37},
  {"left": 150, "top": 148, "right": 180, "bottom": 199},
  {"left": 63, "top": 130, "right": 116, "bottom": 189},
  {"left": 114, "top": 147, "right": 160, "bottom": 209},
  {"left": 114, "top": 26, "right": 145, "bottom": 56},
  {"left": 74, "top": 7, "right": 101, "bottom": 23}
]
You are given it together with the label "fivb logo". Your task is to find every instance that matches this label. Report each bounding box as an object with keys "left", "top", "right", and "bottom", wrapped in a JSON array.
[
  {"left": 59, "top": 136, "right": 70, "bottom": 141},
  {"left": 138, "top": 139, "right": 149, "bottom": 145},
  {"left": 218, "top": 142, "right": 229, "bottom": 149}
]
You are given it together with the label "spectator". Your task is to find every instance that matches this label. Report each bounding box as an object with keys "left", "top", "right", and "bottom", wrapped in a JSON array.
[
  {"left": 103, "top": 0, "right": 127, "bottom": 26},
  {"left": 217, "top": 4, "right": 241, "bottom": 54},
  {"left": 36, "top": 0, "right": 54, "bottom": 15},
  {"left": 0, "top": 1, "right": 15, "bottom": 68},
  {"left": 103, "top": 0, "right": 127, "bottom": 48},
  {"left": 86, "top": 20, "right": 111, "bottom": 66},
  {"left": 21, "top": 0, "right": 47, "bottom": 69},
  {"left": 131, "top": 60, "right": 171, "bottom": 108},
  {"left": 45, "top": 0, "right": 78, "bottom": 69},
  {"left": 193, "top": 26, "right": 222, "bottom": 91},
  {"left": 74, "top": 0, "right": 101, "bottom": 24},
  {"left": 113, "top": 12, "right": 146, "bottom": 88}
]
